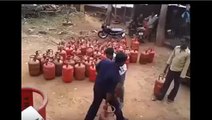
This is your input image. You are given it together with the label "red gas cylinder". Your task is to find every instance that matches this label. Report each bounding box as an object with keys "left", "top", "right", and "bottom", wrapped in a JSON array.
[
  {"left": 81, "top": 44, "right": 87, "bottom": 55},
  {"left": 89, "top": 57, "right": 94, "bottom": 62},
  {"left": 76, "top": 48, "right": 82, "bottom": 56},
  {"left": 154, "top": 75, "right": 165, "bottom": 97},
  {"left": 131, "top": 38, "right": 140, "bottom": 50},
  {"left": 82, "top": 55, "right": 88, "bottom": 61},
  {"left": 28, "top": 55, "right": 40, "bottom": 76},
  {"left": 73, "top": 55, "right": 80, "bottom": 64},
  {"left": 62, "top": 64, "right": 74, "bottom": 83},
  {"left": 43, "top": 59, "right": 55, "bottom": 80},
  {"left": 74, "top": 62, "right": 86, "bottom": 80},
  {"left": 101, "top": 53, "right": 106, "bottom": 60},
  {"left": 147, "top": 48, "right": 155, "bottom": 63},
  {"left": 84, "top": 59, "right": 92, "bottom": 77},
  {"left": 65, "top": 45, "right": 73, "bottom": 56},
  {"left": 130, "top": 50, "right": 138, "bottom": 63},
  {"left": 86, "top": 47, "right": 93, "bottom": 57},
  {"left": 139, "top": 50, "right": 149, "bottom": 64},
  {"left": 59, "top": 48, "right": 67, "bottom": 61},
  {"left": 53, "top": 57, "right": 63, "bottom": 76},
  {"left": 40, "top": 54, "right": 47, "bottom": 74},
  {"left": 89, "top": 63, "right": 96, "bottom": 82},
  {"left": 93, "top": 51, "right": 102, "bottom": 59},
  {"left": 120, "top": 38, "right": 127, "bottom": 45},
  {"left": 117, "top": 46, "right": 124, "bottom": 52},
  {"left": 124, "top": 48, "right": 130, "bottom": 55}
]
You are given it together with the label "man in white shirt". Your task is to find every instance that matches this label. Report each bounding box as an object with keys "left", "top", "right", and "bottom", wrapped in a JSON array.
[{"left": 152, "top": 37, "right": 190, "bottom": 103}]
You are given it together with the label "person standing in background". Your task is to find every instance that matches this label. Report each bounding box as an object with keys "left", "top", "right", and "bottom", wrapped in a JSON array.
[
  {"left": 181, "top": 4, "right": 190, "bottom": 37},
  {"left": 145, "top": 12, "right": 158, "bottom": 41}
]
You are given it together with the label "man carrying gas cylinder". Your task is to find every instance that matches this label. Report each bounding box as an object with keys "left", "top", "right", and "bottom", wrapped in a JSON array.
[
  {"left": 84, "top": 48, "right": 128, "bottom": 120},
  {"left": 152, "top": 37, "right": 190, "bottom": 103}
]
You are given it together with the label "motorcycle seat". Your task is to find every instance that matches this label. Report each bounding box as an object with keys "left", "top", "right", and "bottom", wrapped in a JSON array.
[
  {"left": 137, "top": 27, "right": 145, "bottom": 31},
  {"left": 111, "top": 28, "right": 124, "bottom": 32}
]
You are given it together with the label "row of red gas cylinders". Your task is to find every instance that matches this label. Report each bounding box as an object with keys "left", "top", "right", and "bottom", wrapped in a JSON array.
[
  {"left": 28, "top": 49, "right": 97, "bottom": 83},
  {"left": 125, "top": 48, "right": 155, "bottom": 64}
]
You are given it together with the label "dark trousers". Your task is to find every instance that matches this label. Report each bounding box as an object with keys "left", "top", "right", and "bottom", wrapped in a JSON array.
[
  {"left": 119, "top": 86, "right": 124, "bottom": 103},
  {"left": 84, "top": 84, "right": 125, "bottom": 120},
  {"left": 157, "top": 69, "right": 181, "bottom": 101}
]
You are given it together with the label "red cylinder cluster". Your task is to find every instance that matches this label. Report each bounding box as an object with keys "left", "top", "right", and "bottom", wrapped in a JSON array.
[{"left": 28, "top": 37, "right": 156, "bottom": 83}]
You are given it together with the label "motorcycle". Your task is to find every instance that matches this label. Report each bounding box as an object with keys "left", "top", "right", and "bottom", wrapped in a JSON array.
[{"left": 98, "top": 24, "right": 126, "bottom": 39}]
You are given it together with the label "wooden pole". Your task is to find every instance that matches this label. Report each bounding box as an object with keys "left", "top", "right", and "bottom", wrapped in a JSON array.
[
  {"left": 156, "top": 4, "right": 168, "bottom": 46},
  {"left": 114, "top": 4, "right": 117, "bottom": 19},
  {"left": 123, "top": 6, "right": 127, "bottom": 25},
  {"left": 105, "top": 4, "right": 112, "bottom": 26}
]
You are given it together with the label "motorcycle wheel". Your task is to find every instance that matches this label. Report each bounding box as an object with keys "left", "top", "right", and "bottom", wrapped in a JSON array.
[{"left": 98, "top": 31, "right": 108, "bottom": 39}]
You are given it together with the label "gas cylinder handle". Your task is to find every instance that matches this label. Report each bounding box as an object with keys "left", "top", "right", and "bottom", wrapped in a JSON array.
[
  {"left": 91, "top": 62, "right": 95, "bottom": 67},
  {"left": 35, "top": 50, "right": 41, "bottom": 55},
  {"left": 57, "top": 57, "right": 60, "bottom": 62},
  {"left": 158, "top": 74, "right": 165, "bottom": 80},
  {"left": 48, "top": 56, "right": 54, "bottom": 62},
  {"left": 55, "top": 52, "right": 59, "bottom": 58},
  {"left": 45, "top": 58, "right": 49, "bottom": 65},
  {"left": 61, "top": 41, "right": 65, "bottom": 45},
  {"left": 30, "top": 55, "right": 36, "bottom": 58},
  {"left": 67, "top": 55, "right": 71, "bottom": 60},
  {"left": 47, "top": 49, "right": 53, "bottom": 56},
  {"left": 29, "top": 55, "right": 37, "bottom": 61},
  {"left": 64, "top": 63, "right": 69, "bottom": 67},
  {"left": 103, "top": 104, "right": 116, "bottom": 113}
]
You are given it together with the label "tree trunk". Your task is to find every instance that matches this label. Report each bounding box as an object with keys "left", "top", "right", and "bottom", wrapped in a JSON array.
[
  {"left": 156, "top": 4, "right": 168, "bottom": 46},
  {"left": 105, "top": 4, "right": 112, "bottom": 26},
  {"left": 123, "top": 6, "right": 127, "bottom": 25},
  {"left": 114, "top": 4, "right": 117, "bottom": 19},
  {"left": 80, "top": 4, "right": 85, "bottom": 13}
]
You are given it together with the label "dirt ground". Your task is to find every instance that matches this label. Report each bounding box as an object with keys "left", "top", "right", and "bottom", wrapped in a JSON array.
[{"left": 22, "top": 12, "right": 190, "bottom": 120}]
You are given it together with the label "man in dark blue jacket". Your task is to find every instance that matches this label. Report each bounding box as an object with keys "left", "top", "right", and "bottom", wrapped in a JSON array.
[{"left": 84, "top": 49, "right": 128, "bottom": 120}]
